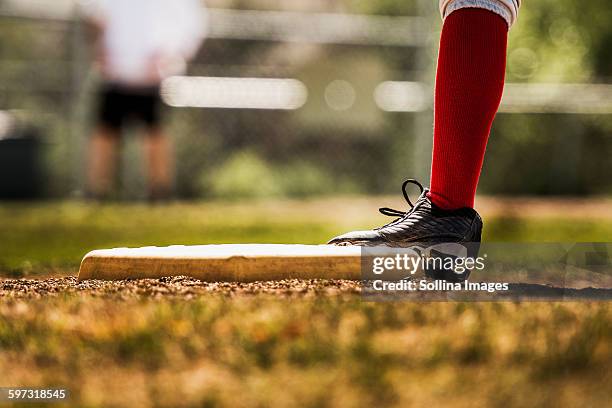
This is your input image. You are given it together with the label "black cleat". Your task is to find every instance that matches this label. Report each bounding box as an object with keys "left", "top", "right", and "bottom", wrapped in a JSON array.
[{"left": 328, "top": 179, "right": 483, "bottom": 281}]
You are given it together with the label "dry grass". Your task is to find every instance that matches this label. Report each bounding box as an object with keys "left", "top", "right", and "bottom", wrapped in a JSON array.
[{"left": 0, "top": 286, "right": 610, "bottom": 407}]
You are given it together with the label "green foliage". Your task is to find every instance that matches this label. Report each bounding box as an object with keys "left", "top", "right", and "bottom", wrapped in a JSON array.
[
  {"left": 275, "top": 160, "right": 338, "bottom": 197},
  {"left": 482, "top": 114, "right": 612, "bottom": 195},
  {"left": 203, "top": 150, "right": 284, "bottom": 199},
  {"left": 508, "top": 2, "right": 589, "bottom": 82},
  {"left": 201, "top": 150, "right": 360, "bottom": 199}
]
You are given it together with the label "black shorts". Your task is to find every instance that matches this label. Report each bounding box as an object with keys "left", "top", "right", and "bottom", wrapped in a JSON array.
[{"left": 97, "top": 83, "right": 162, "bottom": 131}]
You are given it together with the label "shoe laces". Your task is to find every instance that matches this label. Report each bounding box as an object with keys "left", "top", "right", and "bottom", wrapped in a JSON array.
[{"left": 376, "top": 179, "right": 426, "bottom": 229}]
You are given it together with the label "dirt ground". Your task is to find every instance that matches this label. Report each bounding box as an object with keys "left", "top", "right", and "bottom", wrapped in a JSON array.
[
  {"left": 0, "top": 276, "right": 362, "bottom": 299},
  {"left": 2, "top": 276, "right": 610, "bottom": 301}
]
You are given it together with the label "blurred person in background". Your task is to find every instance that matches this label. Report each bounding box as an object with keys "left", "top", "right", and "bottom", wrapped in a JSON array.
[
  {"left": 330, "top": 1, "right": 521, "bottom": 279},
  {"left": 82, "top": 0, "right": 207, "bottom": 200}
]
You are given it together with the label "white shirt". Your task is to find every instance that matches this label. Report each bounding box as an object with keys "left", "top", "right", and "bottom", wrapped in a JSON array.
[{"left": 82, "top": 0, "right": 207, "bottom": 85}]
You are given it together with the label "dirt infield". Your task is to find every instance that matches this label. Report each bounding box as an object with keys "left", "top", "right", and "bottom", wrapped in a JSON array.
[
  {"left": 0, "top": 276, "right": 362, "bottom": 299},
  {"left": 3, "top": 276, "right": 610, "bottom": 301}
]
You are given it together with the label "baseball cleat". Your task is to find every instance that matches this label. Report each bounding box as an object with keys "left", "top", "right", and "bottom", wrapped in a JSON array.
[{"left": 328, "top": 179, "right": 483, "bottom": 281}]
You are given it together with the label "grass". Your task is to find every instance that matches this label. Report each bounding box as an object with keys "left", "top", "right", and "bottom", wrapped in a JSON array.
[
  {"left": 1, "top": 296, "right": 610, "bottom": 407},
  {"left": 0, "top": 198, "right": 611, "bottom": 407}
]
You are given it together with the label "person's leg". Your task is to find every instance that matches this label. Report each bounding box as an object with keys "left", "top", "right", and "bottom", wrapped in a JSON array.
[
  {"left": 138, "top": 86, "right": 173, "bottom": 200},
  {"left": 88, "top": 84, "right": 123, "bottom": 198},
  {"left": 428, "top": 7, "right": 508, "bottom": 209},
  {"left": 328, "top": 1, "right": 521, "bottom": 263},
  {"left": 143, "top": 127, "right": 174, "bottom": 200},
  {"left": 87, "top": 126, "right": 120, "bottom": 198}
]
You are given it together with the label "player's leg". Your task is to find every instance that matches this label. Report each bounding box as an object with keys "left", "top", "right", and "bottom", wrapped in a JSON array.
[
  {"left": 139, "top": 86, "right": 173, "bottom": 201},
  {"left": 328, "top": 1, "right": 520, "bottom": 265},
  {"left": 429, "top": 5, "right": 511, "bottom": 210},
  {"left": 143, "top": 127, "right": 174, "bottom": 201},
  {"left": 87, "top": 84, "right": 123, "bottom": 199},
  {"left": 87, "top": 127, "right": 120, "bottom": 197}
]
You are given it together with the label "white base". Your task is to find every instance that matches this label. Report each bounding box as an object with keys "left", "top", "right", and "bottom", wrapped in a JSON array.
[{"left": 78, "top": 244, "right": 363, "bottom": 281}]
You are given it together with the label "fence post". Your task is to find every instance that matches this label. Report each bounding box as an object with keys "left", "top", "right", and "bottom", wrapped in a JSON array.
[
  {"left": 68, "top": 11, "right": 89, "bottom": 196},
  {"left": 412, "top": 0, "right": 437, "bottom": 185}
]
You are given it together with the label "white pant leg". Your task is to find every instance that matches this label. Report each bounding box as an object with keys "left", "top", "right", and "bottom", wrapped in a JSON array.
[{"left": 439, "top": 0, "right": 521, "bottom": 28}]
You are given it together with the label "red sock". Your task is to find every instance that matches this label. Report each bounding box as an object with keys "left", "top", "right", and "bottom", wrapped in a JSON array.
[{"left": 428, "top": 8, "right": 508, "bottom": 210}]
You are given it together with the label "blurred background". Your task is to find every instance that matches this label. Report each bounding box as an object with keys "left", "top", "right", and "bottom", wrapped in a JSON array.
[{"left": 0, "top": 0, "right": 610, "bottom": 201}]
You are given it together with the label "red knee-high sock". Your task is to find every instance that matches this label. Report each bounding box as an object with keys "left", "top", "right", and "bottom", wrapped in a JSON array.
[{"left": 428, "top": 8, "right": 508, "bottom": 210}]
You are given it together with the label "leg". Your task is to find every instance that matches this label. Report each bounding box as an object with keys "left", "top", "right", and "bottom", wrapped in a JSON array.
[
  {"left": 428, "top": 6, "right": 509, "bottom": 209},
  {"left": 328, "top": 1, "right": 521, "bottom": 264},
  {"left": 87, "top": 126, "right": 120, "bottom": 198},
  {"left": 143, "top": 127, "right": 174, "bottom": 200},
  {"left": 88, "top": 83, "right": 124, "bottom": 199},
  {"left": 137, "top": 85, "right": 173, "bottom": 201}
]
